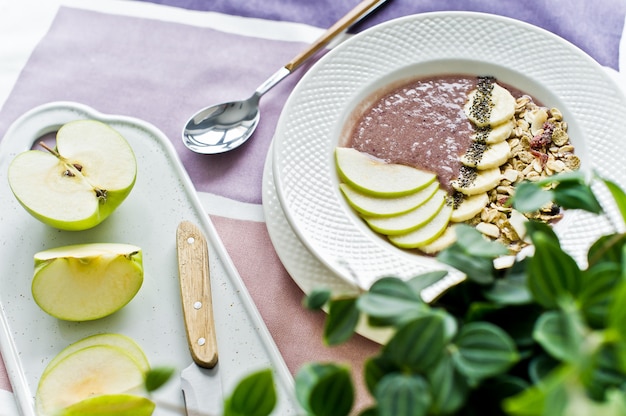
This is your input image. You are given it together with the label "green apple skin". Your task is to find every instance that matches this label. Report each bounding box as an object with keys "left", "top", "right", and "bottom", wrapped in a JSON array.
[
  {"left": 340, "top": 181, "right": 439, "bottom": 217},
  {"left": 7, "top": 119, "right": 137, "bottom": 231},
  {"left": 32, "top": 243, "right": 143, "bottom": 321},
  {"left": 59, "top": 394, "right": 155, "bottom": 416},
  {"left": 335, "top": 147, "right": 436, "bottom": 197},
  {"left": 43, "top": 333, "right": 150, "bottom": 378},
  {"left": 36, "top": 344, "right": 147, "bottom": 416}
]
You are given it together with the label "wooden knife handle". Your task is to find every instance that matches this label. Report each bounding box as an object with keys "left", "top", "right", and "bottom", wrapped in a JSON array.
[{"left": 177, "top": 221, "right": 218, "bottom": 368}]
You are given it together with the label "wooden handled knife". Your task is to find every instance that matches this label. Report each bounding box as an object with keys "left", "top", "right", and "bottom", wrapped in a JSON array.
[{"left": 177, "top": 221, "right": 221, "bottom": 416}]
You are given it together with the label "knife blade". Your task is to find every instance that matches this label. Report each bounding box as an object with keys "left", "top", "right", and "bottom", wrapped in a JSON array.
[{"left": 177, "top": 220, "right": 221, "bottom": 416}]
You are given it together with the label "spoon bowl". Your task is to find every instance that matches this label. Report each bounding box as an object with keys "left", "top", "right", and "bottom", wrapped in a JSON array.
[
  {"left": 182, "top": 0, "right": 387, "bottom": 154},
  {"left": 183, "top": 94, "right": 260, "bottom": 154}
]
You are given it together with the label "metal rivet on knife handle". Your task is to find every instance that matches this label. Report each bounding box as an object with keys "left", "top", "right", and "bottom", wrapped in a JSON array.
[{"left": 176, "top": 221, "right": 219, "bottom": 368}]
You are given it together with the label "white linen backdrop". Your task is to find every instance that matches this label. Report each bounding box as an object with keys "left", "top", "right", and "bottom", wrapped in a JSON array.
[{"left": 0, "top": 0, "right": 625, "bottom": 414}]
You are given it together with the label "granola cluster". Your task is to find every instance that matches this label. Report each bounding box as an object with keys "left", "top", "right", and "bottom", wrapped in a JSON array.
[{"left": 465, "top": 95, "right": 579, "bottom": 253}]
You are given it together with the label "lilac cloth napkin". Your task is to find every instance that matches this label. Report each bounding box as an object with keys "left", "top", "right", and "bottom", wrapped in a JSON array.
[{"left": 141, "top": 0, "right": 625, "bottom": 70}]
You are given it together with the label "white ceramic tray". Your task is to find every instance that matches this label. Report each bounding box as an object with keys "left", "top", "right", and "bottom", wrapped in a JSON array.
[{"left": 0, "top": 102, "right": 298, "bottom": 415}]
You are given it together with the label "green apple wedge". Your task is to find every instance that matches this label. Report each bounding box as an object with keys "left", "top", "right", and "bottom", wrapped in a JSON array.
[
  {"left": 340, "top": 180, "right": 439, "bottom": 217},
  {"left": 364, "top": 189, "right": 447, "bottom": 235},
  {"left": 58, "top": 394, "right": 156, "bottom": 416},
  {"left": 336, "top": 147, "right": 436, "bottom": 197},
  {"left": 36, "top": 345, "right": 148, "bottom": 416},
  {"left": 7, "top": 119, "right": 137, "bottom": 231},
  {"left": 59, "top": 394, "right": 155, "bottom": 416},
  {"left": 42, "top": 333, "right": 150, "bottom": 378},
  {"left": 389, "top": 202, "right": 453, "bottom": 249},
  {"left": 418, "top": 224, "right": 458, "bottom": 254},
  {"left": 32, "top": 243, "right": 143, "bottom": 321}
]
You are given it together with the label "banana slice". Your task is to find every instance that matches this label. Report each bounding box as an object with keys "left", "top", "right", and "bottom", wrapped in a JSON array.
[
  {"left": 418, "top": 224, "right": 458, "bottom": 254},
  {"left": 451, "top": 166, "right": 502, "bottom": 196},
  {"left": 364, "top": 190, "right": 446, "bottom": 235},
  {"left": 464, "top": 82, "right": 516, "bottom": 128},
  {"left": 472, "top": 120, "right": 514, "bottom": 144},
  {"left": 388, "top": 203, "right": 453, "bottom": 249},
  {"left": 460, "top": 140, "right": 510, "bottom": 170},
  {"left": 451, "top": 192, "right": 489, "bottom": 222}
]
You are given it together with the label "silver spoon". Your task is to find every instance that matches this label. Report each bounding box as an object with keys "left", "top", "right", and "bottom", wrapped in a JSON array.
[{"left": 182, "top": 0, "right": 388, "bottom": 154}]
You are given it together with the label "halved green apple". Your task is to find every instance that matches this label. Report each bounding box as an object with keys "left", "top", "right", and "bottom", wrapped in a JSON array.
[
  {"left": 36, "top": 344, "right": 147, "bottom": 416},
  {"left": 7, "top": 119, "right": 137, "bottom": 231},
  {"left": 335, "top": 147, "right": 436, "bottom": 197},
  {"left": 32, "top": 243, "right": 143, "bottom": 321}
]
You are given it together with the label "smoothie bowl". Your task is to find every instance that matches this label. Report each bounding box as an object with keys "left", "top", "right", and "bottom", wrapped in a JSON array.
[{"left": 271, "top": 12, "right": 626, "bottom": 296}]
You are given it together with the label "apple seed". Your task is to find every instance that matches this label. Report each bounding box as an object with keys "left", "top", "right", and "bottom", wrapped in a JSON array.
[{"left": 95, "top": 188, "right": 108, "bottom": 203}]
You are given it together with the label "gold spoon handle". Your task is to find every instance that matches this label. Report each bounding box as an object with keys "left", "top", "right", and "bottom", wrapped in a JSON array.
[{"left": 284, "top": 0, "right": 387, "bottom": 72}]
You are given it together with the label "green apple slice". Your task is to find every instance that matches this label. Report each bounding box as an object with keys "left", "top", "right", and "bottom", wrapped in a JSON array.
[
  {"left": 336, "top": 147, "right": 436, "bottom": 197},
  {"left": 340, "top": 181, "right": 439, "bottom": 217},
  {"left": 36, "top": 345, "right": 146, "bottom": 415},
  {"left": 8, "top": 119, "right": 137, "bottom": 231},
  {"left": 32, "top": 243, "right": 143, "bottom": 321},
  {"left": 388, "top": 203, "right": 453, "bottom": 248},
  {"left": 364, "top": 189, "right": 446, "bottom": 235},
  {"left": 43, "top": 334, "right": 149, "bottom": 378},
  {"left": 451, "top": 192, "right": 489, "bottom": 223},
  {"left": 60, "top": 394, "right": 155, "bottom": 416},
  {"left": 418, "top": 224, "right": 458, "bottom": 254}
]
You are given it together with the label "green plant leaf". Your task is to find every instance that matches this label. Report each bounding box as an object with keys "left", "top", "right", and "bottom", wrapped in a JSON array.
[
  {"left": 533, "top": 308, "right": 585, "bottom": 363},
  {"left": 303, "top": 288, "right": 332, "bottom": 310},
  {"left": 436, "top": 224, "right": 508, "bottom": 285},
  {"left": 324, "top": 297, "right": 360, "bottom": 345},
  {"left": 374, "top": 373, "right": 431, "bottom": 416},
  {"left": 607, "top": 280, "right": 626, "bottom": 336},
  {"left": 602, "top": 177, "right": 626, "bottom": 223},
  {"left": 503, "top": 365, "right": 571, "bottom": 416},
  {"left": 357, "top": 277, "right": 427, "bottom": 326},
  {"left": 381, "top": 314, "right": 446, "bottom": 372},
  {"left": 582, "top": 342, "right": 626, "bottom": 402},
  {"left": 483, "top": 265, "right": 532, "bottom": 306},
  {"left": 527, "top": 230, "right": 582, "bottom": 308},
  {"left": 452, "top": 322, "right": 519, "bottom": 383},
  {"left": 455, "top": 223, "right": 510, "bottom": 257},
  {"left": 579, "top": 262, "right": 621, "bottom": 328},
  {"left": 511, "top": 181, "right": 554, "bottom": 213},
  {"left": 295, "top": 363, "right": 354, "bottom": 416},
  {"left": 406, "top": 270, "right": 449, "bottom": 294},
  {"left": 144, "top": 366, "right": 175, "bottom": 392},
  {"left": 587, "top": 233, "right": 626, "bottom": 268},
  {"left": 224, "top": 369, "right": 276, "bottom": 416},
  {"left": 553, "top": 180, "right": 602, "bottom": 213},
  {"left": 426, "top": 352, "right": 469, "bottom": 415},
  {"left": 364, "top": 356, "right": 398, "bottom": 397},
  {"left": 438, "top": 247, "right": 495, "bottom": 284},
  {"left": 528, "top": 353, "right": 559, "bottom": 384}
]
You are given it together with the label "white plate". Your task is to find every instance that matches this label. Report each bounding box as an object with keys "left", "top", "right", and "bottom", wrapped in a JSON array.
[
  {"left": 0, "top": 102, "right": 298, "bottom": 415},
  {"left": 272, "top": 11, "right": 626, "bottom": 290}
]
